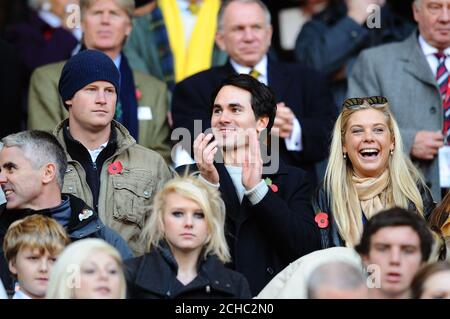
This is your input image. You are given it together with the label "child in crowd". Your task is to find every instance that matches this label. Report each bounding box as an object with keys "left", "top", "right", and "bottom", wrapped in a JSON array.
[
  {"left": 3, "top": 214, "right": 70, "bottom": 299},
  {"left": 46, "top": 238, "right": 126, "bottom": 299}
]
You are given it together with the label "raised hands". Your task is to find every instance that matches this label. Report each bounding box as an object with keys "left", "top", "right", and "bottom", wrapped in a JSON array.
[
  {"left": 272, "top": 102, "right": 295, "bottom": 139},
  {"left": 193, "top": 133, "right": 220, "bottom": 184},
  {"left": 242, "top": 129, "right": 263, "bottom": 190}
]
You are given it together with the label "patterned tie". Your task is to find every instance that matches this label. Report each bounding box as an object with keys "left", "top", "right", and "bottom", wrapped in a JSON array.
[
  {"left": 436, "top": 52, "right": 450, "bottom": 144},
  {"left": 249, "top": 68, "right": 261, "bottom": 79}
]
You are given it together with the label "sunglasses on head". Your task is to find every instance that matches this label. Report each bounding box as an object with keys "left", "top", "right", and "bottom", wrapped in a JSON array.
[{"left": 342, "top": 96, "right": 388, "bottom": 110}]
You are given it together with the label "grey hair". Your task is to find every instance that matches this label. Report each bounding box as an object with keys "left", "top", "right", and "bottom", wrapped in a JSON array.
[
  {"left": 307, "top": 261, "right": 367, "bottom": 299},
  {"left": 80, "top": 0, "right": 135, "bottom": 18},
  {"left": 217, "top": 0, "right": 271, "bottom": 32},
  {"left": 1, "top": 131, "right": 67, "bottom": 189}
]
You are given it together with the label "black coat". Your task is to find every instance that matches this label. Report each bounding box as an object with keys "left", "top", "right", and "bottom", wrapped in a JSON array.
[
  {"left": 172, "top": 59, "right": 337, "bottom": 185},
  {"left": 178, "top": 160, "right": 321, "bottom": 296},
  {"left": 125, "top": 246, "right": 251, "bottom": 299}
]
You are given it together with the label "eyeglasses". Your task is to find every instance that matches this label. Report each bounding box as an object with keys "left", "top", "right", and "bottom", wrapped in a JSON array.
[{"left": 343, "top": 96, "right": 388, "bottom": 110}]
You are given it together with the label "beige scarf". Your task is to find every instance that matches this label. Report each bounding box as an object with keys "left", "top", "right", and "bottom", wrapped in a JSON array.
[{"left": 345, "top": 170, "right": 391, "bottom": 246}]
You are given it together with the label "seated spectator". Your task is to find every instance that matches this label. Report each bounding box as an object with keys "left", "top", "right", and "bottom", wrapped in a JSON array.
[
  {"left": 0, "top": 130, "right": 132, "bottom": 293},
  {"left": 172, "top": 0, "right": 337, "bottom": 185},
  {"left": 355, "top": 207, "right": 434, "bottom": 299},
  {"left": 255, "top": 247, "right": 362, "bottom": 299},
  {"left": 53, "top": 50, "right": 172, "bottom": 256},
  {"left": 125, "top": 176, "right": 251, "bottom": 299},
  {"left": 411, "top": 261, "right": 450, "bottom": 299},
  {"left": 313, "top": 96, "right": 434, "bottom": 248},
  {"left": 124, "top": 0, "right": 226, "bottom": 91},
  {"left": 28, "top": 0, "right": 171, "bottom": 162},
  {"left": 347, "top": 0, "right": 450, "bottom": 201},
  {"left": 46, "top": 238, "right": 126, "bottom": 299},
  {"left": 3, "top": 214, "right": 70, "bottom": 299},
  {"left": 5, "top": 0, "right": 81, "bottom": 77},
  {"left": 189, "top": 74, "right": 320, "bottom": 295},
  {"left": 307, "top": 261, "right": 369, "bottom": 299},
  {"left": 295, "top": 0, "right": 413, "bottom": 106}
]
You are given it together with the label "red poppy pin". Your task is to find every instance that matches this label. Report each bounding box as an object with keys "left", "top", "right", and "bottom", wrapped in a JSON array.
[
  {"left": 264, "top": 177, "right": 278, "bottom": 193},
  {"left": 108, "top": 161, "right": 123, "bottom": 175},
  {"left": 135, "top": 88, "right": 142, "bottom": 100},
  {"left": 315, "top": 212, "right": 329, "bottom": 229}
]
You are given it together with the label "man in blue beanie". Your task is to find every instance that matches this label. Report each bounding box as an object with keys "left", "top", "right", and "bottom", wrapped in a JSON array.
[{"left": 54, "top": 49, "right": 172, "bottom": 256}]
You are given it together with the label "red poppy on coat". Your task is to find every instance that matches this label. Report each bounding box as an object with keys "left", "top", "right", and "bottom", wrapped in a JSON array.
[
  {"left": 135, "top": 88, "right": 142, "bottom": 100},
  {"left": 315, "top": 212, "right": 329, "bottom": 228},
  {"left": 108, "top": 161, "right": 123, "bottom": 175}
]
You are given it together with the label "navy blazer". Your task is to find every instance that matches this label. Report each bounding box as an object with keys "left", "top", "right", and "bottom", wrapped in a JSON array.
[
  {"left": 177, "top": 160, "right": 321, "bottom": 296},
  {"left": 172, "top": 59, "right": 337, "bottom": 185}
]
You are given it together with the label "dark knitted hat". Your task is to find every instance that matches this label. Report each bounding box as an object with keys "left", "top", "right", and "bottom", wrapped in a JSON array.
[{"left": 58, "top": 50, "right": 120, "bottom": 109}]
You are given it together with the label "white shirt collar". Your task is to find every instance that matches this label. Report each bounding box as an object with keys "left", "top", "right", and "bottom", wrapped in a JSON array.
[
  {"left": 418, "top": 35, "right": 450, "bottom": 57},
  {"left": 38, "top": 10, "right": 62, "bottom": 28},
  {"left": 12, "top": 290, "right": 32, "bottom": 299},
  {"left": 113, "top": 54, "right": 122, "bottom": 70},
  {"left": 230, "top": 55, "right": 268, "bottom": 85}
]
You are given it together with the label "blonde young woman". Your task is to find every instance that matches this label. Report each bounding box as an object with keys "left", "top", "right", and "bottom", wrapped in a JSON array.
[
  {"left": 125, "top": 176, "right": 251, "bottom": 299},
  {"left": 46, "top": 239, "right": 126, "bottom": 299},
  {"left": 313, "top": 96, "right": 435, "bottom": 248}
]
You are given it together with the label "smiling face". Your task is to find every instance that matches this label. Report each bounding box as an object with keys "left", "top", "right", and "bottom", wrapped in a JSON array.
[
  {"left": 73, "top": 250, "right": 123, "bottom": 299},
  {"left": 363, "top": 226, "right": 423, "bottom": 298},
  {"left": 0, "top": 146, "right": 44, "bottom": 210},
  {"left": 343, "top": 108, "right": 394, "bottom": 178},
  {"left": 81, "top": 0, "right": 132, "bottom": 57},
  {"left": 413, "top": 0, "right": 450, "bottom": 50},
  {"left": 216, "top": 1, "right": 272, "bottom": 67},
  {"left": 162, "top": 192, "right": 209, "bottom": 257},
  {"left": 9, "top": 247, "right": 57, "bottom": 299},
  {"left": 66, "top": 80, "right": 116, "bottom": 133},
  {"left": 211, "top": 85, "right": 268, "bottom": 151}
]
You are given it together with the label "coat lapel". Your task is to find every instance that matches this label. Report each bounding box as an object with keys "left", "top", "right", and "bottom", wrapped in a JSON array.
[
  {"left": 267, "top": 59, "right": 290, "bottom": 102},
  {"left": 402, "top": 31, "right": 439, "bottom": 89}
]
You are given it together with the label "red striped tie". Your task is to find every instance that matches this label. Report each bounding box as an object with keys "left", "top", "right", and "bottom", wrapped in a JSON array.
[{"left": 436, "top": 52, "right": 450, "bottom": 144}]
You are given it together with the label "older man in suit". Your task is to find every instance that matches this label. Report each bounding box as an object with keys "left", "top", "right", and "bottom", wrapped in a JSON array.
[
  {"left": 172, "top": 0, "right": 337, "bottom": 186},
  {"left": 348, "top": 0, "right": 450, "bottom": 201}
]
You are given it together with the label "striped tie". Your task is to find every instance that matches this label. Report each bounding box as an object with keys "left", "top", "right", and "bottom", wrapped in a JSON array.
[
  {"left": 436, "top": 52, "right": 450, "bottom": 144},
  {"left": 249, "top": 69, "right": 261, "bottom": 79}
]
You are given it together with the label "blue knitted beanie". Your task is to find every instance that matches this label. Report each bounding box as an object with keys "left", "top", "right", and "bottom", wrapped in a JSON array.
[{"left": 58, "top": 50, "right": 120, "bottom": 109}]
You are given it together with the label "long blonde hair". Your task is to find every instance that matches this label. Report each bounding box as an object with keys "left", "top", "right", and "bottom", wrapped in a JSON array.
[
  {"left": 324, "top": 99, "right": 426, "bottom": 246},
  {"left": 46, "top": 239, "right": 126, "bottom": 299},
  {"left": 141, "top": 176, "right": 231, "bottom": 263}
]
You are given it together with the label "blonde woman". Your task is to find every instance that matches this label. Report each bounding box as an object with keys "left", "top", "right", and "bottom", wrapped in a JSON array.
[
  {"left": 125, "top": 176, "right": 251, "bottom": 299},
  {"left": 46, "top": 238, "right": 126, "bottom": 299},
  {"left": 313, "top": 96, "right": 435, "bottom": 248}
]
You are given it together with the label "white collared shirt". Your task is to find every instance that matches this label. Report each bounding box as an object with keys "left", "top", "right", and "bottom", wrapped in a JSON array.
[
  {"left": 12, "top": 290, "right": 32, "bottom": 299},
  {"left": 230, "top": 56, "right": 302, "bottom": 151},
  {"left": 418, "top": 35, "right": 450, "bottom": 76},
  {"left": 38, "top": 9, "right": 82, "bottom": 41},
  {"left": 88, "top": 141, "right": 108, "bottom": 163},
  {"left": 177, "top": 0, "right": 202, "bottom": 45}
]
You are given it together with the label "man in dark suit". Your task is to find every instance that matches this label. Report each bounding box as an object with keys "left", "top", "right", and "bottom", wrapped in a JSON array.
[
  {"left": 192, "top": 73, "right": 321, "bottom": 296},
  {"left": 172, "top": 0, "right": 337, "bottom": 185}
]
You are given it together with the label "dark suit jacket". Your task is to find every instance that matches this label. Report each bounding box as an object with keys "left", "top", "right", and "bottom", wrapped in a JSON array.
[
  {"left": 172, "top": 59, "right": 337, "bottom": 185},
  {"left": 177, "top": 160, "right": 321, "bottom": 296}
]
